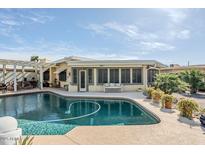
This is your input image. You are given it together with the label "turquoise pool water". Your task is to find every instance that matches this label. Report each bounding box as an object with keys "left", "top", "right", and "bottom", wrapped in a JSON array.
[{"left": 0, "top": 92, "right": 159, "bottom": 135}]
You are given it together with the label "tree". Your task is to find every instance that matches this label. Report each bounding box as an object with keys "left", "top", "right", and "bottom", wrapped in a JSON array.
[
  {"left": 154, "top": 73, "right": 188, "bottom": 94},
  {"left": 179, "top": 69, "right": 205, "bottom": 94},
  {"left": 30, "top": 56, "right": 39, "bottom": 62}
]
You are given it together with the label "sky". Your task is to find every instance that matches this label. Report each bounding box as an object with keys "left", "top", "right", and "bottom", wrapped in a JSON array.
[{"left": 0, "top": 8, "right": 205, "bottom": 65}]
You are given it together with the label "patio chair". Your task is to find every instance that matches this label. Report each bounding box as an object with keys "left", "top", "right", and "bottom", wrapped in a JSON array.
[
  {"left": 23, "top": 81, "right": 33, "bottom": 89},
  {"left": 0, "top": 83, "right": 7, "bottom": 93}
]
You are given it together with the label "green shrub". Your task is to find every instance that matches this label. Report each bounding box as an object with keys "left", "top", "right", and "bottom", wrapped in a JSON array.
[
  {"left": 155, "top": 73, "right": 188, "bottom": 94},
  {"left": 151, "top": 89, "right": 164, "bottom": 103},
  {"left": 177, "top": 98, "right": 199, "bottom": 119},
  {"left": 161, "top": 94, "right": 174, "bottom": 109},
  {"left": 179, "top": 69, "right": 205, "bottom": 94},
  {"left": 145, "top": 87, "right": 155, "bottom": 99}
]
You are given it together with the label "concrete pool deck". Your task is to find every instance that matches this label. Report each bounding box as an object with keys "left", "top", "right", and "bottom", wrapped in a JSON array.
[{"left": 1, "top": 88, "right": 205, "bottom": 145}]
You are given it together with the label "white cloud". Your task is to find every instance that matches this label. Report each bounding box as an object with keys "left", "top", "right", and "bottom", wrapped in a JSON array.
[
  {"left": 160, "top": 9, "right": 188, "bottom": 24},
  {"left": 0, "top": 9, "right": 54, "bottom": 44},
  {"left": 0, "top": 40, "right": 80, "bottom": 61},
  {"left": 85, "top": 22, "right": 159, "bottom": 42},
  {"left": 85, "top": 21, "right": 175, "bottom": 55},
  {"left": 85, "top": 24, "right": 107, "bottom": 34},
  {"left": 140, "top": 41, "right": 175, "bottom": 51},
  {"left": 168, "top": 29, "right": 190, "bottom": 40}
]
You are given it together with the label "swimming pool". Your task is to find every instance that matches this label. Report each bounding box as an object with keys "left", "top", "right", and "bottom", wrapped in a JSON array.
[{"left": 0, "top": 92, "right": 159, "bottom": 135}]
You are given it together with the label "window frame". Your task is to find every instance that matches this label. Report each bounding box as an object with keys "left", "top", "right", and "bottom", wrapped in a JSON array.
[
  {"left": 121, "top": 68, "right": 130, "bottom": 84},
  {"left": 97, "top": 68, "right": 108, "bottom": 84},
  {"left": 88, "top": 68, "right": 93, "bottom": 84},
  {"left": 59, "top": 70, "right": 67, "bottom": 81},
  {"left": 72, "top": 68, "right": 78, "bottom": 84},
  {"left": 110, "top": 68, "right": 119, "bottom": 83},
  {"left": 132, "top": 68, "right": 142, "bottom": 84}
]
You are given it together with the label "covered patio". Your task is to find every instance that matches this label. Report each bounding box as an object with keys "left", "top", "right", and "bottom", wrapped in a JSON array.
[{"left": 0, "top": 59, "right": 45, "bottom": 92}]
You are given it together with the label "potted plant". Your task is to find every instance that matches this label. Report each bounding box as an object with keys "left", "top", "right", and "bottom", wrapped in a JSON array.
[
  {"left": 161, "top": 94, "right": 174, "bottom": 109},
  {"left": 151, "top": 89, "right": 164, "bottom": 104},
  {"left": 144, "top": 87, "right": 155, "bottom": 99},
  {"left": 177, "top": 98, "right": 199, "bottom": 119}
]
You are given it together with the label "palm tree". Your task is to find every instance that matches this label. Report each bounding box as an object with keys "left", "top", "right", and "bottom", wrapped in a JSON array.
[
  {"left": 154, "top": 73, "right": 188, "bottom": 94},
  {"left": 30, "top": 56, "right": 39, "bottom": 62},
  {"left": 179, "top": 69, "right": 205, "bottom": 94}
]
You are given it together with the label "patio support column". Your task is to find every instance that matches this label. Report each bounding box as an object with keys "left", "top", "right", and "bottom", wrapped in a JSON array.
[
  {"left": 94, "top": 68, "right": 97, "bottom": 86},
  {"left": 13, "top": 64, "right": 17, "bottom": 92},
  {"left": 49, "top": 67, "right": 52, "bottom": 87},
  {"left": 39, "top": 65, "right": 43, "bottom": 90},
  {"left": 107, "top": 68, "right": 110, "bottom": 83},
  {"left": 130, "top": 68, "right": 133, "bottom": 84},
  {"left": 119, "top": 68, "right": 121, "bottom": 84},
  {"left": 22, "top": 66, "right": 25, "bottom": 87},
  {"left": 143, "top": 66, "right": 148, "bottom": 88},
  {"left": 2, "top": 64, "right": 6, "bottom": 84},
  {"left": 35, "top": 64, "right": 38, "bottom": 80}
]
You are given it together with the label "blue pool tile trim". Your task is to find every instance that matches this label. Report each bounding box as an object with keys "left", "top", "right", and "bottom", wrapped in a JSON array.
[{"left": 18, "top": 119, "right": 76, "bottom": 135}]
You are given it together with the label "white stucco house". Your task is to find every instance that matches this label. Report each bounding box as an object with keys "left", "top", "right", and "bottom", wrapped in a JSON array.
[{"left": 43, "top": 56, "right": 166, "bottom": 92}]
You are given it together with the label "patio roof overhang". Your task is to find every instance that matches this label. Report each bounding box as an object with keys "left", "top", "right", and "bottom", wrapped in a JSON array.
[
  {"left": 68, "top": 60, "right": 167, "bottom": 68},
  {"left": 0, "top": 59, "right": 45, "bottom": 91},
  {"left": 0, "top": 59, "right": 44, "bottom": 67}
]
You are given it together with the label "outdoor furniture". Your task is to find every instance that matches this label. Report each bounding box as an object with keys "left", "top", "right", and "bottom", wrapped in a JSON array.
[
  {"left": 43, "top": 81, "right": 49, "bottom": 87},
  {"left": 104, "top": 83, "right": 123, "bottom": 93},
  {"left": 7, "top": 81, "right": 14, "bottom": 91},
  {"left": 185, "top": 91, "right": 191, "bottom": 97},
  {"left": 23, "top": 81, "right": 33, "bottom": 89},
  {"left": 200, "top": 114, "right": 205, "bottom": 126},
  {"left": 30, "top": 80, "right": 38, "bottom": 88},
  {"left": 53, "top": 79, "right": 60, "bottom": 88},
  {"left": 0, "top": 83, "right": 7, "bottom": 93}
]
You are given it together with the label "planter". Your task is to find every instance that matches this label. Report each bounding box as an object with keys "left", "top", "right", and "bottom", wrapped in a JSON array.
[
  {"left": 152, "top": 99, "right": 160, "bottom": 104},
  {"left": 160, "top": 108, "right": 175, "bottom": 113},
  {"left": 164, "top": 101, "right": 172, "bottom": 109},
  {"left": 151, "top": 99, "right": 160, "bottom": 107},
  {"left": 178, "top": 116, "right": 200, "bottom": 126}
]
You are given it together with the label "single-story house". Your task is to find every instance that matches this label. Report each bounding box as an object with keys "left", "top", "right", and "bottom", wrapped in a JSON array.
[{"left": 43, "top": 56, "right": 166, "bottom": 92}]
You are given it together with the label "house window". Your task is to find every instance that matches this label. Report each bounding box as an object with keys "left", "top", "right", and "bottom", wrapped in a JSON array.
[
  {"left": 121, "top": 69, "right": 130, "bottom": 83},
  {"left": 43, "top": 70, "right": 49, "bottom": 81},
  {"left": 88, "top": 69, "right": 93, "bottom": 84},
  {"left": 148, "top": 69, "right": 159, "bottom": 83},
  {"left": 98, "top": 69, "right": 108, "bottom": 83},
  {"left": 132, "top": 68, "right": 142, "bottom": 83},
  {"left": 72, "top": 68, "right": 78, "bottom": 84},
  {"left": 110, "top": 69, "right": 119, "bottom": 83},
  {"left": 59, "top": 70, "right": 67, "bottom": 81}
]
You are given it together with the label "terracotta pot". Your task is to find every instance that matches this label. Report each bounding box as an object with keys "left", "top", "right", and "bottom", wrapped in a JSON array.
[
  {"left": 165, "top": 101, "right": 172, "bottom": 109},
  {"left": 153, "top": 99, "right": 160, "bottom": 104}
]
